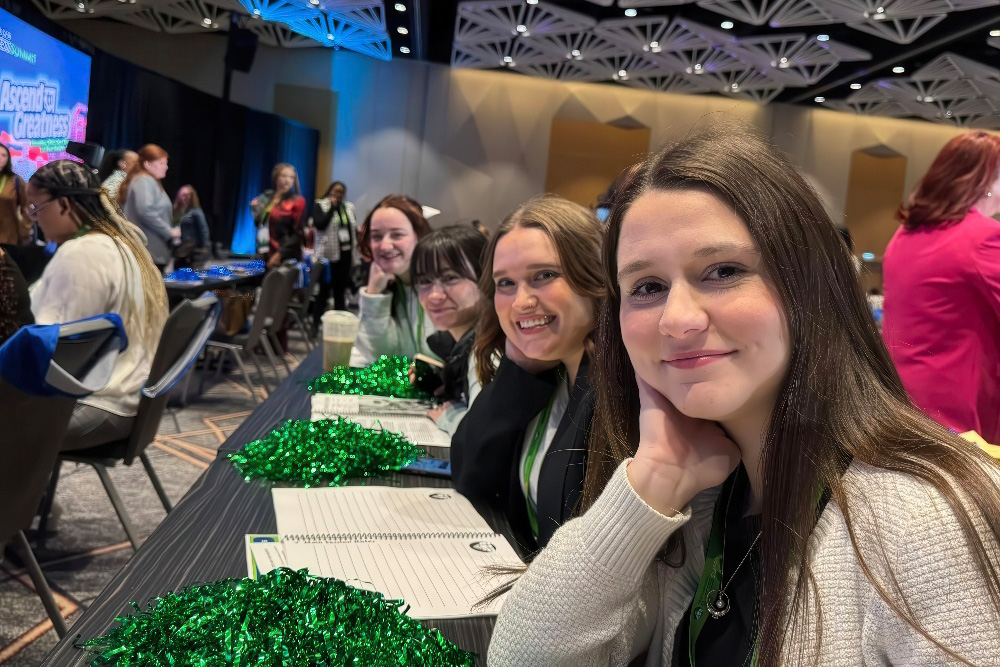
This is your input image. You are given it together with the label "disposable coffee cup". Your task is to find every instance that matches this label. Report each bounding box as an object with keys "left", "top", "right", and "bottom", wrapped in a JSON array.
[{"left": 321, "top": 310, "right": 360, "bottom": 372}]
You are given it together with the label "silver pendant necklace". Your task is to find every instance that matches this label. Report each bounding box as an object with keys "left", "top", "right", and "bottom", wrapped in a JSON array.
[{"left": 706, "top": 529, "right": 761, "bottom": 619}]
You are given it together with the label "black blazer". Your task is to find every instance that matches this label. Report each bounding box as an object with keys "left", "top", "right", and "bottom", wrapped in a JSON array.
[{"left": 451, "top": 354, "right": 593, "bottom": 554}]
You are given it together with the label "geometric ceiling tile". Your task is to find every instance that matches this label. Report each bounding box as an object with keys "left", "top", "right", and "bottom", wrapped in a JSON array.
[
  {"left": 847, "top": 14, "right": 948, "bottom": 44},
  {"left": 911, "top": 52, "right": 1000, "bottom": 82},
  {"left": 696, "top": 0, "right": 790, "bottom": 26}
]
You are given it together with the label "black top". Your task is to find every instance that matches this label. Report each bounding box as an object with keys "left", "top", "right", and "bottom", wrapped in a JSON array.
[
  {"left": 0, "top": 250, "right": 32, "bottom": 346},
  {"left": 671, "top": 466, "right": 761, "bottom": 667},
  {"left": 451, "top": 354, "right": 593, "bottom": 554},
  {"left": 425, "top": 329, "right": 475, "bottom": 404}
]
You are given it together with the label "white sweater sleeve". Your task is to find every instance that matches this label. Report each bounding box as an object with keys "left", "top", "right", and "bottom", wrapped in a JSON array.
[
  {"left": 31, "top": 238, "right": 116, "bottom": 325},
  {"left": 488, "top": 460, "right": 691, "bottom": 667}
]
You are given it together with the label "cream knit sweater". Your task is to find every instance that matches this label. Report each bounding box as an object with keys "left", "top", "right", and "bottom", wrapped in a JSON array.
[{"left": 489, "top": 459, "right": 1000, "bottom": 666}]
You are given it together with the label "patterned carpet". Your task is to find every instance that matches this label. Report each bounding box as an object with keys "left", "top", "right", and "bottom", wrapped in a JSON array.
[{"left": 0, "top": 338, "right": 310, "bottom": 666}]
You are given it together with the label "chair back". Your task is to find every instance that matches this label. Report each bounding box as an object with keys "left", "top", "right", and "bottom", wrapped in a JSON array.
[
  {"left": 242, "top": 269, "right": 287, "bottom": 349},
  {"left": 121, "top": 295, "right": 221, "bottom": 464},
  {"left": 268, "top": 264, "right": 298, "bottom": 331},
  {"left": 0, "top": 319, "right": 124, "bottom": 543}
]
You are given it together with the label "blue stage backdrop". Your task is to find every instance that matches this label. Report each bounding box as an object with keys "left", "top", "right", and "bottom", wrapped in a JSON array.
[
  {"left": 0, "top": 5, "right": 90, "bottom": 181},
  {"left": 231, "top": 110, "right": 318, "bottom": 255}
]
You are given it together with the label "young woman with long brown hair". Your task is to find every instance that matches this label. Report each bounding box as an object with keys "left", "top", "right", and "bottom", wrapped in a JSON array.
[
  {"left": 452, "top": 195, "right": 604, "bottom": 553},
  {"left": 488, "top": 127, "right": 1000, "bottom": 665}
]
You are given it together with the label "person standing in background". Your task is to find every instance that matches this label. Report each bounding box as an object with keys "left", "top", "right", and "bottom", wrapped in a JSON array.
[
  {"left": 251, "top": 163, "right": 305, "bottom": 268},
  {"left": 120, "top": 144, "right": 177, "bottom": 273},
  {"left": 310, "top": 180, "right": 357, "bottom": 325},
  {"left": 882, "top": 131, "right": 1000, "bottom": 444},
  {"left": 98, "top": 149, "right": 138, "bottom": 204},
  {"left": 0, "top": 143, "right": 30, "bottom": 246},
  {"left": 172, "top": 185, "right": 211, "bottom": 269}
]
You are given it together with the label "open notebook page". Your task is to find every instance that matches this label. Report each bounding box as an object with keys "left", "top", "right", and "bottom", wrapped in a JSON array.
[
  {"left": 281, "top": 536, "right": 519, "bottom": 618},
  {"left": 311, "top": 393, "right": 433, "bottom": 418},
  {"left": 273, "top": 486, "right": 495, "bottom": 542}
]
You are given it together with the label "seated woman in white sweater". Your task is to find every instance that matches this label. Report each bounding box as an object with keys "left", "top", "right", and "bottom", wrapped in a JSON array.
[
  {"left": 26, "top": 160, "right": 168, "bottom": 450},
  {"left": 489, "top": 127, "right": 1000, "bottom": 666},
  {"left": 354, "top": 194, "right": 435, "bottom": 364}
]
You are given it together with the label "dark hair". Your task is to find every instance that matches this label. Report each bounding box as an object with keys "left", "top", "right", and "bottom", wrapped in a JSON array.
[
  {"left": 323, "top": 180, "right": 346, "bottom": 198},
  {"left": 589, "top": 124, "right": 1000, "bottom": 665},
  {"left": 898, "top": 131, "right": 1000, "bottom": 230},
  {"left": 473, "top": 194, "right": 605, "bottom": 386},
  {"left": 29, "top": 160, "right": 167, "bottom": 349},
  {"left": 120, "top": 144, "right": 168, "bottom": 203},
  {"left": 411, "top": 225, "right": 488, "bottom": 287},
  {"left": 97, "top": 148, "right": 133, "bottom": 182},
  {"left": 0, "top": 143, "right": 13, "bottom": 178},
  {"left": 358, "top": 194, "right": 432, "bottom": 262}
]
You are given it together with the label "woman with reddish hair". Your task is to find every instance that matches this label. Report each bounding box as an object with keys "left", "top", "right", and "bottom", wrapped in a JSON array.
[
  {"left": 120, "top": 143, "right": 177, "bottom": 273},
  {"left": 882, "top": 131, "right": 1000, "bottom": 443}
]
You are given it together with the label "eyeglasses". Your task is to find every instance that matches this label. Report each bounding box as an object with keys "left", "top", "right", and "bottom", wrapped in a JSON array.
[
  {"left": 415, "top": 274, "right": 469, "bottom": 294},
  {"left": 27, "top": 199, "right": 56, "bottom": 218}
]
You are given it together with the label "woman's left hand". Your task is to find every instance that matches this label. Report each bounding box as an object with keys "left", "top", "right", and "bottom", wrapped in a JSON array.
[
  {"left": 267, "top": 252, "right": 282, "bottom": 268},
  {"left": 427, "top": 402, "right": 452, "bottom": 424}
]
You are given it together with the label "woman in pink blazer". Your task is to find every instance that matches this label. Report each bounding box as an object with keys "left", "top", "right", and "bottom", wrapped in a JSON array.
[{"left": 883, "top": 131, "right": 1000, "bottom": 443}]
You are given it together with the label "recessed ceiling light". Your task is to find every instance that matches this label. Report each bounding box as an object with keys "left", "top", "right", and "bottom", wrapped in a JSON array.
[
  {"left": 892, "top": 66, "right": 905, "bottom": 74},
  {"left": 327, "top": 33, "right": 334, "bottom": 40},
  {"left": 618, "top": 69, "right": 627, "bottom": 77},
  {"left": 394, "top": 3, "right": 406, "bottom": 10},
  {"left": 850, "top": 82, "right": 862, "bottom": 89},
  {"left": 397, "top": 26, "right": 408, "bottom": 34},
  {"left": 720, "top": 21, "right": 734, "bottom": 30},
  {"left": 527, "top": 0, "right": 538, "bottom": 4},
  {"left": 516, "top": 24, "right": 527, "bottom": 33},
  {"left": 309, "top": 0, "right": 320, "bottom": 6},
  {"left": 991, "top": 29, "right": 1000, "bottom": 37},
  {"left": 202, "top": 17, "right": 211, "bottom": 25},
  {"left": 399, "top": 45, "right": 410, "bottom": 53},
  {"left": 624, "top": 8, "right": 637, "bottom": 17},
  {"left": 503, "top": 56, "right": 513, "bottom": 63},
  {"left": 570, "top": 49, "right": 582, "bottom": 59},
  {"left": 816, "top": 34, "right": 830, "bottom": 42},
  {"left": 814, "top": 96, "right": 826, "bottom": 103}
]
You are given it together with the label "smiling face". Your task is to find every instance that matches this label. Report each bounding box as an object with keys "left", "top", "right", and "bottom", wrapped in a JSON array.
[
  {"left": 492, "top": 225, "right": 594, "bottom": 365},
  {"left": 616, "top": 189, "right": 790, "bottom": 428},
  {"left": 369, "top": 206, "right": 418, "bottom": 277},
  {"left": 145, "top": 156, "right": 168, "bottom": 180},
  {"left": 416, "top": 265, "right": 480, "bottom": 337}
]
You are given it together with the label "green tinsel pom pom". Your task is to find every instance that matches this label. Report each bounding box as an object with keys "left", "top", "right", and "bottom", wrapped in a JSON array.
[
  {"left": 307, "top": 355, "right": 429, "bottom": 399},
  {"left": 228, "top": 418, "right": 424, "bottom": 487},
  {"left": 79, "top": 567, "right": 477, "bottom": 666}
]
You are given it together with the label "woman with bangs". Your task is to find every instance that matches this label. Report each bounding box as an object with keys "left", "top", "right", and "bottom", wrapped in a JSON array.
[
  {"left": 410, "top": 225, "right": 487, "bottom": 435},
  {"left": 452, "top": 194, "right": 605, "bottom": 553},
  {"left": 488, "top": 128, "right": 1000, "bottom": 666},
  {"left": 354, "top": 194, "right": 435, "bottom": 364}
]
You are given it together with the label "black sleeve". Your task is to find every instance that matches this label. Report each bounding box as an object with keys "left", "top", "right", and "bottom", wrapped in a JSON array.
[
  {"left": 451, "top": 356, "right": 559, "bottom": 512},
  {"left": 0, "top": 253, "right": 32, "bottom": 346},
  {"left": 312, "top": 202, "right": 334, "bottom": 231}
]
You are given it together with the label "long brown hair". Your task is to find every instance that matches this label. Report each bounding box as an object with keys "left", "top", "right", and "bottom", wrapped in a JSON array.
[
  {"left": 119, "top": 143, "right": 168, "bottom": 204},
  {"left": 898, "top": 131, "right": 1000, "bottom": 230},
  {"left": 473, "top": 194, "right": 605, "bottom": 386},
  {"left": 588, "top": 125, "right": 1000, "bottom": 665},
  {"left": 358, "top": 194, "right": 431, "bottom": 263},
  {"left": 30, "top": 160, "right": 168, "bottom": 350},
  {"left": 172, "top": 185, "right": 201, "bottom": 215}
]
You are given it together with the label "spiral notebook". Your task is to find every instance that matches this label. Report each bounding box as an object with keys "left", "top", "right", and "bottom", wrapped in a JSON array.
[{"left": 270, "top": 487, "right": 520, "bottom": 618}]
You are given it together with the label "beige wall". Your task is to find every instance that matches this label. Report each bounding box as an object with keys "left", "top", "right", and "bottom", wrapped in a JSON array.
[{"left": 61, "top": 21, "right": 991, "bottom": 236}]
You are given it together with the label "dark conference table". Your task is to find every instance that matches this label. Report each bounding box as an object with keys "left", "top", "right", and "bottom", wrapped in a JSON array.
[{"left": 41, "top": 348, "right": 502, "bottom": 665}]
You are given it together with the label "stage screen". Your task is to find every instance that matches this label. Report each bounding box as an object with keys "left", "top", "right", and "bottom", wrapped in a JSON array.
[{"left": 0, "top": 7, "right": 90, "bottom": 181}]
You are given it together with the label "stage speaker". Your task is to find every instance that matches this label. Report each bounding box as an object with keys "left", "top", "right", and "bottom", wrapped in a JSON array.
[{"left": 225, "top": 23, "right": 258, "bottom": 73}]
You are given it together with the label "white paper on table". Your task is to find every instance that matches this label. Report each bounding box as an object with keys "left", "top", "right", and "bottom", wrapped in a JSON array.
[
  {"left": 273, "top": 486, "right": 495, "bottom": 541},
  {"left": 350, "top": 415, "right": 451, "bottom": 448},
  {"left": 282, "top": 537, "right": 517, "bottom": 618},
  {"left": 249, "top": 542, "right": 288, "bottom": 576},
  {"left": 310, "top": 393, "right": 434, "bottom": 420}
]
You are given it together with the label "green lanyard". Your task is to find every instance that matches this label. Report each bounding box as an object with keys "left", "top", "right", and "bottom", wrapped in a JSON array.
[
  {"left": 688, "top": 469, "right": 757, "bottom": 666},
  {"left": 0, "top": 175, "right": 8, "bottom": 197},
  {"left": 522, "top": 391, "right": 556, "bottom": 539}
]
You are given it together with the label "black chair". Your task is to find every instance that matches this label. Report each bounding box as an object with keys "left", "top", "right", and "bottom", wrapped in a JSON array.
[
  {"left": 40, "top": 295, "right": 222, "bottom": 551},
  {"left": 206, "top": 268, "right": 292, "bottom": 401},
  {"left": 0, "top": 317, "right": 127, "bottom": 638}
]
